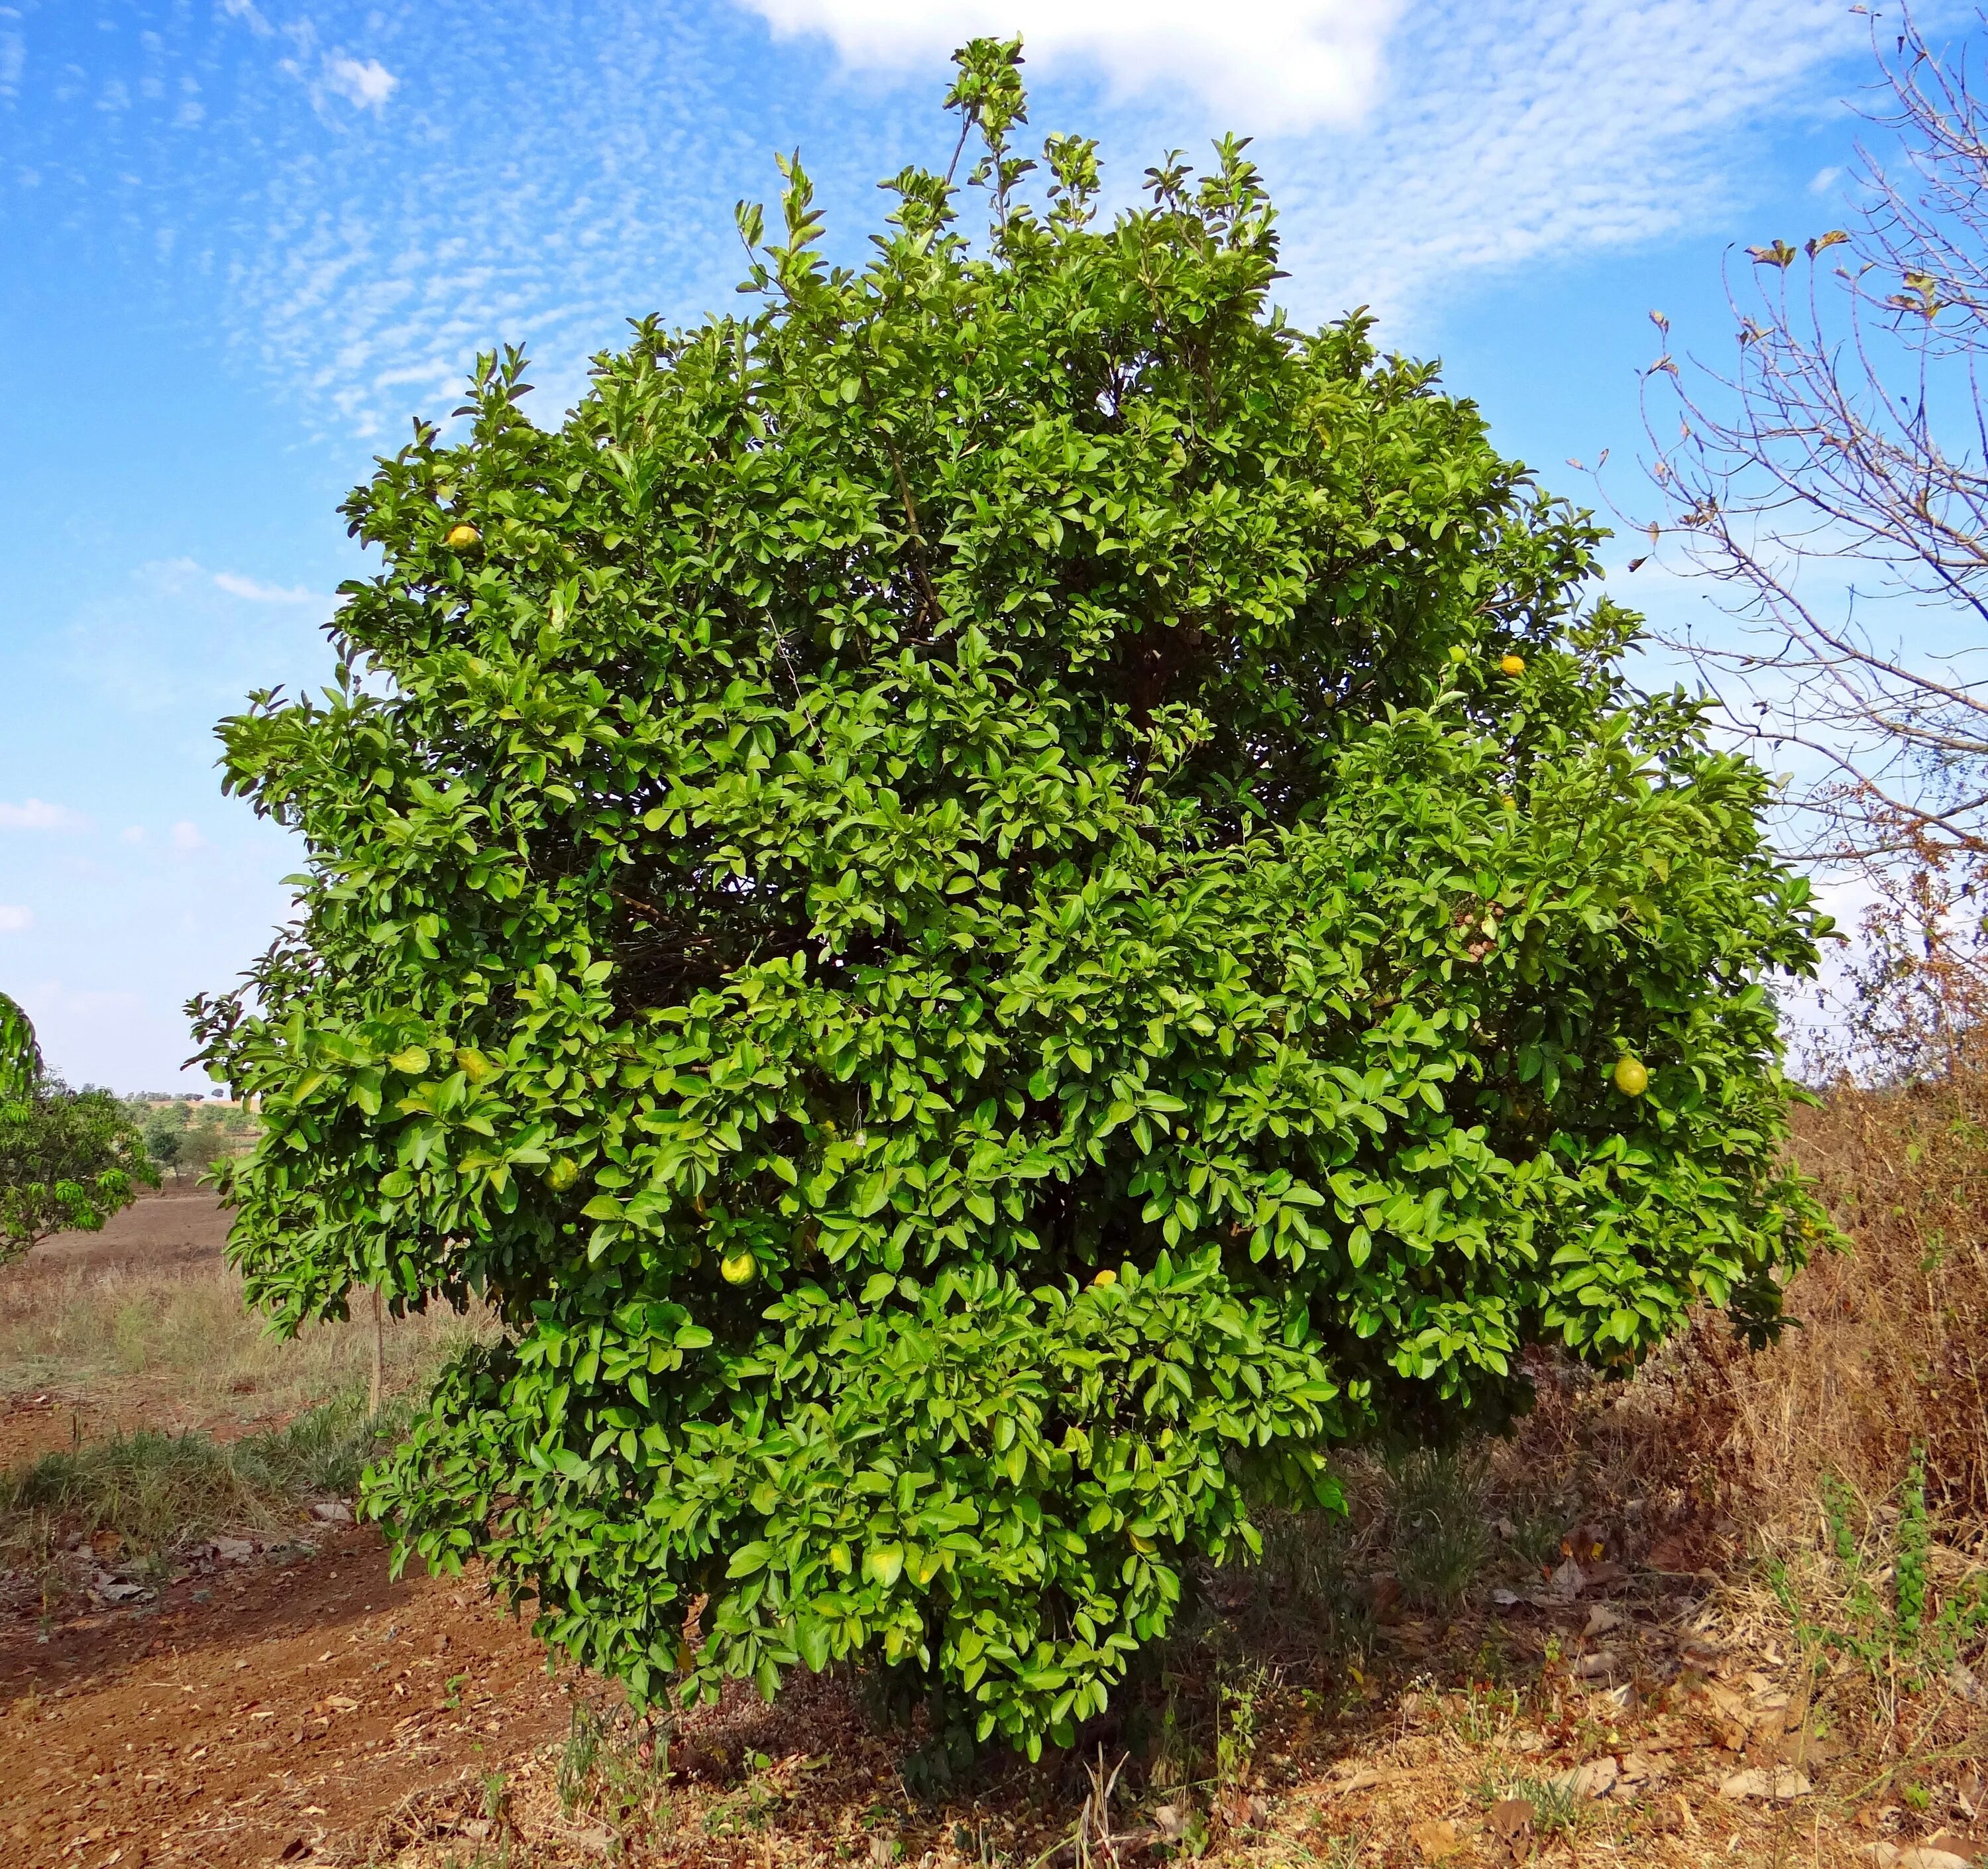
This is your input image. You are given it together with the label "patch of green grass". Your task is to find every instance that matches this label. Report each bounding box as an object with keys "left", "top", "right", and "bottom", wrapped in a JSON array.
[
  {"left": 1483, "top": 1772, "right": 1582, "bottom": 1837},
  {"left": 1245, "top": 1504, "right": 1378, "bottom": 1661},
  {"left": 0, "top": 1390, "right": 400, "bottom": 1554},
  {"left": 1385, "top": 1447, "right": 1492, "bottom": 1613}
]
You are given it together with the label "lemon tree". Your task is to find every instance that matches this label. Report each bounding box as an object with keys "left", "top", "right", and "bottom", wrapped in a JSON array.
[{"left": 194, "top": 42, "right": 1829, "bottom": 1756}]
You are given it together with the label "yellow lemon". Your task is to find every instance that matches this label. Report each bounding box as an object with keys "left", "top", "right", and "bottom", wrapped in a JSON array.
[
  {"left": 1091, "top": 1267, "right": 1117, "bottom": 1288},
  {"left": 1499, "top": 652, "right": 1526, "bottom": 676},
  {"left": 720, "top": 1251, "right": 757, "bottom": 1286},
  {"left": 1500, "top": 793, "right": 1516, "bottom": 811},
  {"left": 1612, "top": 1055, "right": 1649, "bottom": 1097},
  {"left": 546, "top": 1156, "right": 578, "bottom": 1192},
  {"left": 445, "top": 524, "right": 480, "bottom": 547}
]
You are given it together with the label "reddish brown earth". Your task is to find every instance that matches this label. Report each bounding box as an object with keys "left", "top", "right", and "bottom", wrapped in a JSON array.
[
  {"left": 0, "top": 1194, "right": 574, "bottom": 1869},
  {"left": 25, "top": 1187, "right": 231, "bottom": 1278},
  {"left": 0, "top": 1190, "right": 237, "bottom": 1469},
  {"left": 0, "top": 1528, "right": 570, "bottom": 1869}
]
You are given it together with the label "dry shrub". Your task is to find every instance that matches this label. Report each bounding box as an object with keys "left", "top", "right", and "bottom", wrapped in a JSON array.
[
  {"left": 1468, "top": 1066, "right": 1988, "bottom": 1593},
  {"left": 1771, "top": 1075, "right": 1988, "bottom": 1522}
]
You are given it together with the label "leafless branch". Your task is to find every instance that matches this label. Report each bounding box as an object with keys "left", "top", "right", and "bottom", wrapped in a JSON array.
[{"left": 1643, "top": 5, "right": 1988, "bottom": 871}]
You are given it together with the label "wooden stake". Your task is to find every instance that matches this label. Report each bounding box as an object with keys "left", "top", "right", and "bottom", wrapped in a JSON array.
[{"left": 369, "top": 1286, "right": 384, "bottom": 1419}]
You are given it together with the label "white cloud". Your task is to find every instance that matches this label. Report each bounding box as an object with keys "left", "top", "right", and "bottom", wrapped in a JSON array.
[
  {"left": 0, "top": 799, "right": 89, "bottom": 833},
  {"left": 121, "top": 826, "right": 146, "bottom": 844},
  {"left": 219, "top": 0, "right": 275, "bottom": 39},
  {"left": 211, "top": 570, "right": 319, "bottom": 604},
  {"left": 1266, "top": 0, "right": 1859, "bottom": 332},
  {"left": 0, "top": 907, "right": 31, "bottom": 934},
  {"left": 15, "top": 0, "right": 1865, "bottom": 436},
  {"left": 170, "top": 821, "right": 207, "bottom": 852},
  {"left": 743, "top": 0, "right": 1401, "bottom": 131},
  {"left": 323, "top": 54, "right": 398, "bottom": 111},
  {"left": 1810, "top": 164, "right": 1844, "bottom": 194}
]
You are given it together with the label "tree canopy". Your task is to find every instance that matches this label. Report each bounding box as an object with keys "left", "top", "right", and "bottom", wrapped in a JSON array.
[
  {"left": 195, "top": 40, "right": 1829, "bottom": 1756},
  {"left": 0, "top": 1078, "right": 155, "bottom": 1264}
]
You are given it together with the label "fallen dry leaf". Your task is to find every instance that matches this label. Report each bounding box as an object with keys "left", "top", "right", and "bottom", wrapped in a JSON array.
[
  {"left": 1487, "top": 1797, "right": 1535, "bottom": 1844},
  {"left": 1409, "top": 1818, "right": 1463, "bottom": 1862},
  {"left": 1549, "top": 1758, "right": 1618, "bottom": 1800},
  {"left": 324, "top": 1693, "right": 360, "bottom": 1711},
  {"left": 1720, "top": 1767, "right": 1811, "bottom": 1802},
  {"left": 1333, "top": 1768, "right": 1402, "bottom": 1795}
]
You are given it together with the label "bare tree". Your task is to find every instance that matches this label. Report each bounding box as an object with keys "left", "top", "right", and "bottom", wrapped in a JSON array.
[
  {"left": 1644, "top": 9, "right": 1988, "bottom": 1076},
  {"left": 1647, "top": 7, "right": 1988, "bottom": 869}
]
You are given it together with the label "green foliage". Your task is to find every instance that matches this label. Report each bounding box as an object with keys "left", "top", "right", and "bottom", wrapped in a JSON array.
[
  {"left": 135, "top": 1098, "right": 256, "bottom": 1182},
  {"left": 141, "top": 1110, "right": 184, "bottom": 1178},
  {"left": 0, "top": 992, "right": 40, "bottom": 1105},
  {"left": 193, "top": 42, "right": 1828, "bottom": 1753},
  {"left": 0, "top": 1078, "right": 156, "bottom": 1263}
]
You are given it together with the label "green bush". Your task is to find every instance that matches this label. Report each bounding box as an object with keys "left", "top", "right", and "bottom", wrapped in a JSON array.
[{"left": 192, "top": 42, "right": 1828, "bottom": 1755}]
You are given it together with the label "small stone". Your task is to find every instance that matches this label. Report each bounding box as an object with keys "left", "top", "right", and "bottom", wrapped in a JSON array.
[
  {"left": 309, "top": 1501, "right": 355, "bottom": 1525},
  {"left": 1895, "top": 1851, "right": 1972, "bottom": 1869},
  {"left": 1574, "top": 1650, "right": 1619, "bottom": 1679}
]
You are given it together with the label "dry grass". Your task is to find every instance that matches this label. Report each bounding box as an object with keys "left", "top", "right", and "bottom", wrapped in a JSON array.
[{"left": 0, "top": 1254, "right": 489, "bottom": 1434}]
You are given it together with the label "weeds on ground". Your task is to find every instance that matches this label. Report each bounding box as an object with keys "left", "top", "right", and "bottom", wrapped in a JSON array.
[
  {"left": 1235, "top": 1502, "right": 1379, "bottom": 1673},
  {"left": 1480, "top": 1770, "right": 1582, "bottom": 1838},
  {"left": 1385, "top": 1447, "right": 1491, "bottom": 1613},
  {"left": 0, "top": 1388, "right": 396, "bottom": 1554},
  {"left": 556, "top": 1700, "right": 673, "bottom": 1842},
  {"left": 1770, "top": 1449, "right": 1988, "bottom": 1703}
]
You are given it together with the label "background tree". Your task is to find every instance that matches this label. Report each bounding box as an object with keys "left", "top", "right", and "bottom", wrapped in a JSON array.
[
  {"left": 0, "top": 1076, "right": 156, "bottom": 1263},
  {"left": 195, "top": 41, "right": 1828, "bottom": 1756},
  {"left": 1646, "top": 8, "right": 1988, "bottom": 1072},
  {"left": 142, "top": 1109, "right": 184, "bottom": 1182},
  {"left": 176, "top": 1120, "right": 231, "bottom": 1178}
]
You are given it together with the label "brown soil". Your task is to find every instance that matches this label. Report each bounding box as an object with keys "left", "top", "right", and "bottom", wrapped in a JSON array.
[
  {"left": 0, "top": 1194, "right": 235, "bottom": 1469},
  {"left": 27, "top": 1188, "right": 231, "bottom": 1278},
  {"left": 0, "top": 1528, "right": 568, "bottom": 1869}
]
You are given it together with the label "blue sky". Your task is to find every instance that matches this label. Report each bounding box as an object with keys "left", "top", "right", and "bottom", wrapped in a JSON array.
[{"left": 0, "top": 0, "right": 1891, "bottom": 1090}]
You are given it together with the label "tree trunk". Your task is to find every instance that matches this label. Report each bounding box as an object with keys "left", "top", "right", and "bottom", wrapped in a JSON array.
[{"left": 369, "top": 1287, "right": 384, "bottom": 1419}]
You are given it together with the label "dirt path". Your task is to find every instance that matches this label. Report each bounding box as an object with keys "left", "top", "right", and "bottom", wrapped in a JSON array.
[{"left": 0, "top": 1528, "right": 570, "bottom": 1869}]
